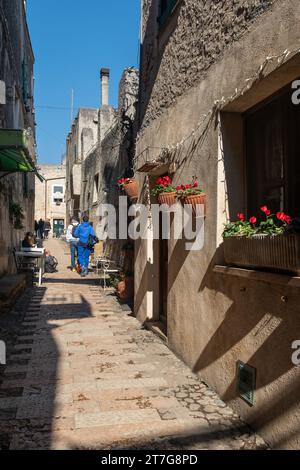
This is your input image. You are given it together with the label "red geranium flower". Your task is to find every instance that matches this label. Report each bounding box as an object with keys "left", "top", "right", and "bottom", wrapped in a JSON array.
[
  {"left": 276, "top": 212, "right": 285, "bottom": 222},
  {"left": 176, "top": 185, "right": 182, "bottom": 191},
  {"left": 249, "top": 216, "right": 257, "bottom": 224},
  {"left": 277, "top": 212, "right": 292, "bottom": 224},
  {"left": 186, "top": 184, "right": 192, "bottom": 189},
  {"left": 284, "top": 215, "right": 292, "bottom": 224},
  {"left": 237, "top": 213, "right": 245, "bottom": 221},
  {"left": 193, "top": 181, "right": 199, "bottom": 188},
  {"left": 261, "top": 205, "right": 271, "bottom": 216}
]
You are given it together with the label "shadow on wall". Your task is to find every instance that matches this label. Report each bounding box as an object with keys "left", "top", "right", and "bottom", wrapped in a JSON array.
[{"left": 192, "top": 245, "right": 300, "bottom": 448}]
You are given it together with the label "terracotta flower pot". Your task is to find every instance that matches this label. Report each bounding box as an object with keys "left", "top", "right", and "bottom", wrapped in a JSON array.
[
  {"left": 123, "top": 180, "right": 139, "bottom": 199},
  {"left": 183, "top": 193, "right": 206, "bottom": 217},
  {"left": 157, "top": 192, "right": 177, "bottom": 206},
  {"left": 117, "top": 276, "right": 134, "bottom": 301}
]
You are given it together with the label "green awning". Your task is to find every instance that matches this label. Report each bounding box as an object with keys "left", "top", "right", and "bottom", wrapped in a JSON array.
[
  {"left": 0, "top": 129, "right": 44, "bottom": 181},
  {"left": 0, "top": 148, "right": 34, "bottom": 172}
]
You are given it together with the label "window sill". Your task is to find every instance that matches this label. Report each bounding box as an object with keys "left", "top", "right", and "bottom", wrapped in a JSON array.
[{"left": 214, "top": 265, "right": 300, "bottom": 288}]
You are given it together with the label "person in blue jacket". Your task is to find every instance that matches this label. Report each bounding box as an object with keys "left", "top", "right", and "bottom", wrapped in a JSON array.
[{"left": 74, "top": 215, "right": 95, "bottom": 277}]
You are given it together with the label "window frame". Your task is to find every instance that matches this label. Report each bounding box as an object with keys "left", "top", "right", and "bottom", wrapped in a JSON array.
[
  {"left": 243, "top": 82, "right": 300, "bottom": 219},
  {"left": 52, "top": 184, "right": 65, "bottom": 204}
]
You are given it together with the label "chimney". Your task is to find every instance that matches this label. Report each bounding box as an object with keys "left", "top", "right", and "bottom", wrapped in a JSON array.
[{"left": 100, "top": 68, "right": 110, "bottom": 106}]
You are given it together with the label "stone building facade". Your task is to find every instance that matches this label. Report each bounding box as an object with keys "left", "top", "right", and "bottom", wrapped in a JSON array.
[
  {"left": 135, "top": 0, "right": 300, "bottom": 449},
  {"left": 0, "top": 0, "right": 36, "bottom": 276},
  {"left": 65, "top": 67, "right": 139, "bottom": 263},
  {"left": 34, "top": 164, "right": 66, "bottom": 237},
  {"left": 81, "top": 69, "right": 139, "bottom": 222},
  {"left": 65, "top": 108, "right": 98, "bottom": 225}
]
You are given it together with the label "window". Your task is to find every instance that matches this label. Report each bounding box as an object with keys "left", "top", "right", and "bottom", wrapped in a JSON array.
[
  {"left": 22, "top": 59, "right": 29, "bottom": 103},
  {"left": 93, "top": 174, "right": 99, "bottom": 203},
  {"left": 245, "top": 85, "right": 300, "bottom": 218},
  {"left": 23, "top": 173, "right": 29, "bottom": 197},
  {"left": 53, "top": 185, "right": 64, "bottom": 205},
  {"left": 158, "top": 0, "right": 178, "bottom": 27}
]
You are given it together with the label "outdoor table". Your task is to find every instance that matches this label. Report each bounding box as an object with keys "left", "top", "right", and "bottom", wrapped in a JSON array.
[{"left": 15, "top": 248, "right": 45, "bottom": 286}]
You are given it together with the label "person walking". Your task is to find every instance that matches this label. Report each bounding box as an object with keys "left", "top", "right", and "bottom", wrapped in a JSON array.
[
  {"left": 74, "top": 216, "right": 95, "bottom": 277},
  {"left": 44, "top": 219, "right": 52, "bottom": 239},
  {"left": 66, "top": 217, "right": 79, "bottom": 272},
  {"left": 34, "top": 220, "right": 39, "bottom": 238},
  {"left": 38, "top": 218, "right": 45, "bottom": 239}
]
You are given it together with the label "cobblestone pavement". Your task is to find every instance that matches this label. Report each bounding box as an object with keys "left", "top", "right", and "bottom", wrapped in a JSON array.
[{"left": 0, "top": 239, "right": 267, "bottom": 450}]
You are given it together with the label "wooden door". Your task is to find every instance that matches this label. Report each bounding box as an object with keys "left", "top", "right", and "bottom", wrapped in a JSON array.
[{"left": 159, "top": 213, "right": 168, "bottom": 327}]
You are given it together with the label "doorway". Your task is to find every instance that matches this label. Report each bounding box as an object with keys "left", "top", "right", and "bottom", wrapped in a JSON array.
[
  {"left": 159, "top": 212, "right": 168, "bottom": 328},
  {"left": 53, "top": 219, "right": 65, "bottom": 238}
]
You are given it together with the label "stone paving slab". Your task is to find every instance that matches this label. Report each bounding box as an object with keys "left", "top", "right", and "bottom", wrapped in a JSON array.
[{"left": 0, "top": 239, "right": 268, "bottom": 450}]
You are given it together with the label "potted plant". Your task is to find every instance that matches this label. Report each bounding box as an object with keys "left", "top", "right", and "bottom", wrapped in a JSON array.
[
  {"left": 9, "top": 202, "right": 25, "bottom": 230},
  {"left": 117, "top": 271, "right": 134, "bottom": 302},
  {"left": 118, "top": 177, "right": 139, "bottom": 200},
  {"left": 222, "top": 206, "right": 300, "bottom": 275},
  {"left": 176, "top": 178, "right": 206, "bottom": 216},
  {"left": 151, "top": 176, "right": 177, "bottom": 206}
]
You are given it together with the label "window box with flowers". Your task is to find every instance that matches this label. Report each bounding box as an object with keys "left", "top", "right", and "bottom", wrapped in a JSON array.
[
  {"left": 118, "top": 177, "right": 139, "bottom": 200},
  {"left": 176, "top": 179, "right": 206, "bottom": 217},
  {"left": 223, "top": 206, "right": 300, "bottom": 275},
  {"left": 151, "top": 176, "right": 177, "bottom": 206}
]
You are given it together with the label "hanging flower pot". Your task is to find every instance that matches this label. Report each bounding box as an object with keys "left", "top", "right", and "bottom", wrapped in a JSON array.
[
  {"left": 184, "top": 193, "right": 206, "bottom": 217},
  {"left": 118, "top": 178, "right": 139, "bottom": 200},
  {"left": 157, "top": 191, "right": 177, "bottom": 206},
  {"left": 151, "top": 176, "right": 177, "bottom": 207},
  {"left": 117, "top": 275, "right": 134, "bottom": 302},
  {"left": 176, "top": 179, "right": 206, "bottom": 217}
]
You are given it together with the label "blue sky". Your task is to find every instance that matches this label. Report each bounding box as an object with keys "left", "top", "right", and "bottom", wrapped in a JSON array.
[{"left": 27, "top": 0, "right": 141, "bottom": 165}]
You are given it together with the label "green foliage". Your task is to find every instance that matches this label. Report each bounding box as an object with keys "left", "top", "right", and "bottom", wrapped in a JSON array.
[
  {"left": 223, "top": 211, "right": 291, "bottom": 238},
  {"left": 9, "top": 202, "right": 25, "bottom": 230},
  {"left": 151, "top": 184, "right": 176, "bottom": 196},
  {"left": 223, "top": 221, "right": 256, "bottom": 238},
  {"left": 109, "top": 273, "right": 123, "bottom": 289}
]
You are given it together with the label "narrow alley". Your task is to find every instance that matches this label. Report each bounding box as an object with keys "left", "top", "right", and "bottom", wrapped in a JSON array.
[{"left": 0, "top": 239, "right": 267, "bottom": 450}]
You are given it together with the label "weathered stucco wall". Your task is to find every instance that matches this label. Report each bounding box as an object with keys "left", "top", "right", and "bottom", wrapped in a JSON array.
[{"left": 135, "top": 0, "right": 300, "bottom": 449}]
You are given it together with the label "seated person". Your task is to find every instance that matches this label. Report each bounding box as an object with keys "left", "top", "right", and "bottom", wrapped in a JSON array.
[{"left": 22, "top": 232, "right": 37, "bottom": 249}]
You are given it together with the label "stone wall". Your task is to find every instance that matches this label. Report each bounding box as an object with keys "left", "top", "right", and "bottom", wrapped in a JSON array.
[
  {"left": 139, "top": 0, "right": 276, "bottom": 129},
  {"left": 0, "top": 0, "right": 35, "bottom": 277},
  {"left": 135, "top": 0, "right": 300, "bottom": 449},
  {"left": 81, "top": 68, "right": 139, "bottom": 231},
  {"left": 65, "top": 108, "right": 98, "bottom": 224}
]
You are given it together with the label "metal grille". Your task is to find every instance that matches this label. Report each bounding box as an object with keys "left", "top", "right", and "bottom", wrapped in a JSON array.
[{"left": 237, "top": 361, "right": 256, "bottom": 406}]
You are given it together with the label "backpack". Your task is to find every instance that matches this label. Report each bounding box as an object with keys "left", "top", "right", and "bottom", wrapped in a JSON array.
[
  {"left": 71, "top": 224, "right": 78, "bottom": 238},
  {"left": 87, "top": 234, "right": 99, "bottom": 250},
  {"left": 78, "top": 223, "right": 93, "bottom": 247},
  {"left": 45, "top": 255, "right": 58, "bottom": 273}
]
